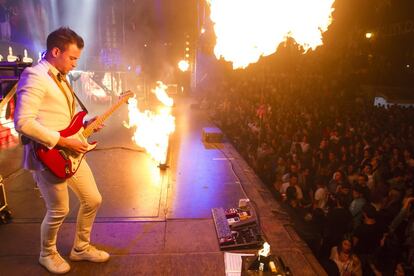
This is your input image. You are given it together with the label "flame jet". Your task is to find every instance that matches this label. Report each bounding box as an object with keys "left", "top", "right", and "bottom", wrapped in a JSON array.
[{"left": 207, "top": 0, "right": 335, "bottom": 69}]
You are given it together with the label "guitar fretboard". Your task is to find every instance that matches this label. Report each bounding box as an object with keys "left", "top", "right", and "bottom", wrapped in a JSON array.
[{"left": 82, "top": 92, "right": 132, "bottom": 138}]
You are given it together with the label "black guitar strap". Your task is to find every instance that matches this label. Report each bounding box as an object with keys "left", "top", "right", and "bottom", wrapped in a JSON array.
[
  {"left": 60, "top": 75, "right": 89, "bottom": 114},
  {"left": 72, "top": 91, "right": 88, "bottom": 113}
]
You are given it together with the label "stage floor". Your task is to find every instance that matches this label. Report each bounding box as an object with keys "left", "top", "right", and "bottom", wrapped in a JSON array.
[{"left": 0, "top": 96, "right": 326, "bottom": 275}]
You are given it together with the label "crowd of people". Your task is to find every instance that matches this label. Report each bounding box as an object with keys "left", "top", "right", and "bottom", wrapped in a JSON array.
[{"left": 206, "top": 66, "right": 414, "bottom": 275}]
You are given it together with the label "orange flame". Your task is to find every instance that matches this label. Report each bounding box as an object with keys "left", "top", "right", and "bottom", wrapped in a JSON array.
[
  {"left": 153, "top": 81, "right": 174, "bottom": 107},
  {"left": 206, "top": 0, "right": 335, "bottom": 69},
  {"left": 124, "top": 81, "right": 175, "bottom": 164}
]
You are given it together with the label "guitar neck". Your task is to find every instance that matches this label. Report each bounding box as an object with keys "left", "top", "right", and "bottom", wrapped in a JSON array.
[
  {"left": 82, "top": 96, "right": 129, "bottom": 138},
  {"left": 0, "top": 84, "right": 17, "bottom": 111}
]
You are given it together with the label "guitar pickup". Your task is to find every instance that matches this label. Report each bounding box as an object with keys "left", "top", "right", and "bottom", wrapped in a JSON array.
[{"left": 59, "top": 150, "right": 69, "bottom": 161}]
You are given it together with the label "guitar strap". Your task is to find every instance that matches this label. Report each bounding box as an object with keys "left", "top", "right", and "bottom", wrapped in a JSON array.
[
  {"left": 61, "top": 76, "right": 89, "bottom": 114},
  {"left": 48, "top": 70, "right": 89, "bottom": 116},
  {"left": 48, "top": 70, "right": 75, "bottom": 118}
]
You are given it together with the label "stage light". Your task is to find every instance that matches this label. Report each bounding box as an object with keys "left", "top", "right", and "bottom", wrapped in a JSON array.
[
  {"left": 185, "top": 47, "right": 190, "bottom": 51},
  {"left": 365, "top": 32, "right": 373, "bottom": 39},
  {"left": 178, "top": 60, "right": 190, "bottom": 72},
  {"left": 17, "top": 0, "right": 99, "bottom": 62},
  {"left": 201, "top": 27, "right": 206, "bottom": 34},
  {"left": 407, "top": 64, "right": 410, "bottom": 68},
  {"left": 185, "top": 53, "right": 190, "bottom": 58}
]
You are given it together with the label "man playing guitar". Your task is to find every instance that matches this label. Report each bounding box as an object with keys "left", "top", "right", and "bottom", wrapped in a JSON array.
[{"left": 14, "top": 27, "right": 110, "bottom": 274}]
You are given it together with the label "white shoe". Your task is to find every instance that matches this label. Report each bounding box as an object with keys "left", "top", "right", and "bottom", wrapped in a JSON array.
[
  {"left": 69, "top": 245, "right": 110, "bottom": 262},
  {"left": 39, "top": 252, "right": 71, "bottom": 274}
]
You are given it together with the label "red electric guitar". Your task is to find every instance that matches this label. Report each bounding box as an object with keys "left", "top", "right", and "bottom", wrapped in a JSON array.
[{"left": 35, "top": 91, "right": 134, "bottom": 179}]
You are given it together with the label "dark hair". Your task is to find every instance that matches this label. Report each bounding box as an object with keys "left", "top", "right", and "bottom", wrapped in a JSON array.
[
  {"left": 286, "top": 186, "right": 297, "bottom": 200},
  {"left": 353, "top": 184, "right": 364, "bottom": 194},
  {"left": 342, "top": 233, "right": 353, "bottom": 243},
  {"left": 393, "top": 168, "right": 404, "bottom": 178},
  {"left": 362, "top": 203, "right": 377, "bottom": 219},
  {"left": 320, "top": 259, "right": 339, "bottom": 276},
  {"left": 364, "top": 163, "right": 372, "bottom": 169},
  {"left": 47, "top": 27, "right": 84, "bottom": 52},
  {"left": 336, "top": 194, "right": 348, "bottom": 208},
  {"left": 290, "top": 172, "right": 298, "bottom": 179},
  {"left": 370, "top": 191, "right": 384, "bottom": 204},
  {"left": 338, "top": 235, "right": 354, "bottom": 254}
]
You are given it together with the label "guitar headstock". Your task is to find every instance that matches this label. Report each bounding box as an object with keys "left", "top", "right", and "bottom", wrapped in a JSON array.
[{"left": 119, "top": 90, "right": 135, "bottom": 102}]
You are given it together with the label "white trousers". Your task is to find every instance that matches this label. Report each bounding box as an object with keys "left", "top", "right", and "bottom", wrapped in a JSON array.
[{"left": 32, "top": 160, "right": 102, "bottom": 257}]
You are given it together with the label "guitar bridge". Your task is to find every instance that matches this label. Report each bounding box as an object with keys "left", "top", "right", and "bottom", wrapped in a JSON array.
[{"left": 59, "top": 150, "right": 71, "bottom": 175}]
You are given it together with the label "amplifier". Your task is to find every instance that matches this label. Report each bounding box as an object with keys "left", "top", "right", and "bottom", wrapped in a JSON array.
[{"left": 202, "top": 127, "right": 223, "bottom": 143}]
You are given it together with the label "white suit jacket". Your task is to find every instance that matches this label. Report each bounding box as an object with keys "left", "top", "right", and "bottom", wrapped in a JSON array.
[{"left": 14, "top": 60, "right": 75, "bottom": 170}]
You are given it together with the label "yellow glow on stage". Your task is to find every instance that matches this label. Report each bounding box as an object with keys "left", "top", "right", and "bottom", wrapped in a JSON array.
[
  {"left": 124, "top": 81, "right": 175, "bottom": 165},
  {"left": 206, "top": 0, "right": 335, "bottom": 69}
]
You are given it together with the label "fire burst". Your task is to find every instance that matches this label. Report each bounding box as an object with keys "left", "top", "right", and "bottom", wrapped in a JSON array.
[
  {"left": 206, "top": 0, "right": 335, "bottom": 69},
  {"left": 124, "top": 81, "right": 175, "bottom": 165}
]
